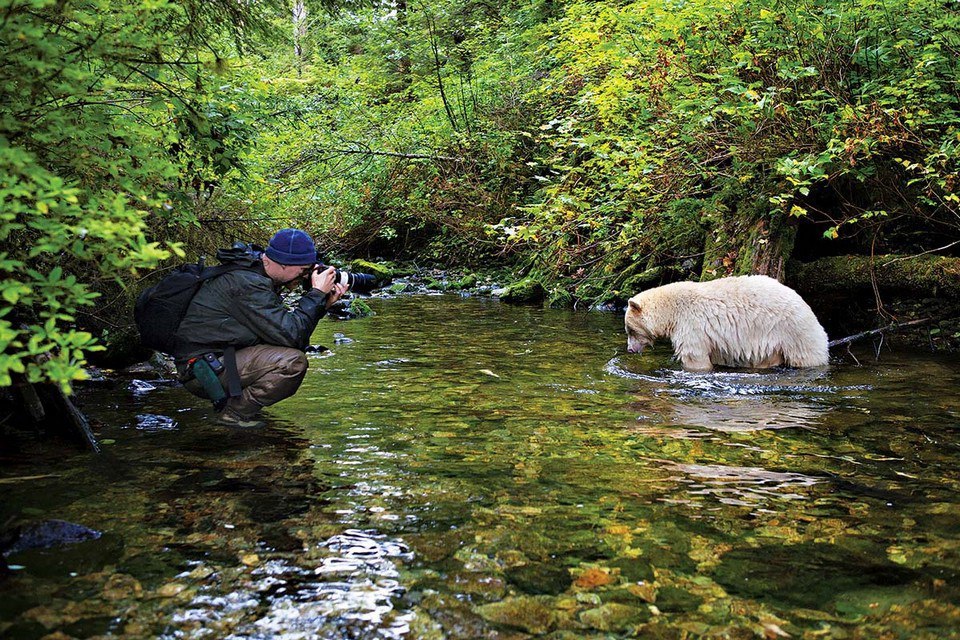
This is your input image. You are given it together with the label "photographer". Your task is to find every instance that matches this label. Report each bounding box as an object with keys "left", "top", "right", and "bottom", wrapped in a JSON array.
[{"left": 175, "top": 228, "right": 347, "bottom": 428}]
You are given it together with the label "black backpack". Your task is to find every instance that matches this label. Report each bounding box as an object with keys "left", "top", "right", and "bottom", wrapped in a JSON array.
[{"left": 134, "top": 259, "right": 247, "bottom": 354}]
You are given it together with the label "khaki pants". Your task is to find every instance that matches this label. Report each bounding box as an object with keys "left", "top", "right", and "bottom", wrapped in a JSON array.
[{"left": 183, "top": 345, "right": 308, "bottom": 419}]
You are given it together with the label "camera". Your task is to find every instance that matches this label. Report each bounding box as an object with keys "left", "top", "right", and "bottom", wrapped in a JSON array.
[{"left": 316, "top": 264, "right": 380, "bottom": 295}]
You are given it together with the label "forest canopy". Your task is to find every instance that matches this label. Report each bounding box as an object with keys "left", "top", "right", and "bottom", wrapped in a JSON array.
[{"left": 2, "top": 0, "right": 959, "bottom": 388}]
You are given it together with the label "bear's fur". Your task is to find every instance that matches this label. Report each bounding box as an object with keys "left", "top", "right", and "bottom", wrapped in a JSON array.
[{"left": 624, "top": 275, "right": 829, "bottom": 371}]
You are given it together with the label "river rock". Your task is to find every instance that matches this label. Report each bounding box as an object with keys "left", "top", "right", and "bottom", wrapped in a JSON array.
[
  {"left": 2, "top": 520, "right": 102, "bottom": 556},
  {"left": 498, "top": 278, "right": 545, "bottom": 304},
  {"left": 349, "top": 259, "right": 393, "bottom": 282},
  {"left": 505, "top": 563, "right": 572, "bottom": 595},
  {"left": 475, "top": 595, "right": 558, "bottom": 634},
  {"left": 579, "top": 602, "right": 649, "bottom": 631},
  {"left": 103, "top": 573, "right": 143, "bottom": 600}
]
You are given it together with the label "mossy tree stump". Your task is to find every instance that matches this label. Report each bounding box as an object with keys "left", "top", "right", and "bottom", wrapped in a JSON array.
[{"left": 700, "top": 197, "right": 797, "bottom": 281}]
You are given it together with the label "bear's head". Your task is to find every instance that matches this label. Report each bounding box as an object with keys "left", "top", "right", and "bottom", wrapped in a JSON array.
[{"left": 624, "top": 297, "right": 654, "bottom": 354}]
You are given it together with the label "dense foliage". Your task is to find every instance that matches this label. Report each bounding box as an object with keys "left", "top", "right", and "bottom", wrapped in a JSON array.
[
  {"left": 0, "top": 0, "right": 281, "bottom": 389},
  {"left": 3, "top": 0, "right": 959, "bottom": 388},
  {"left": 509, "top": 0, "right": 960, "bottom": 300},
  {"left": 232, "top": 0, "right": 960, "bottom": 302}
]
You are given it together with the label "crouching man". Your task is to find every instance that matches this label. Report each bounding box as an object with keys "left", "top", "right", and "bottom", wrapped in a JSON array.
[{"left": 175, "top": 228, "right": 347, "bottom": 428}]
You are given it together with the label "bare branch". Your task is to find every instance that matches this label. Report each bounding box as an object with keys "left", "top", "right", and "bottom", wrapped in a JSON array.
[
  {"left": 828, "top": 317, "right": 938, "bottom": 348},
  {"left": 882, "top": 240, "right": 960, "bottom": 266}
]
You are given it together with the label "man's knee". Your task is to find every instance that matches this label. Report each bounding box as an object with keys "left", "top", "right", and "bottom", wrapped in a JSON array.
[
  {"left": 235, "top": 345, "right": 307, "bottom": 379},
  {"left": 280, "top": 350, "right": 309, "bottom": 377},
  {"left": 238, "top": 347, "right": 309, "bottom": 407}
]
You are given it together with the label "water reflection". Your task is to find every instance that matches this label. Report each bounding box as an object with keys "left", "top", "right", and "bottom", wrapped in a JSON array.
[
  {"left": 607, "top": 355, "right": 865, "bottom": 433},
  {"left": 134, "top": 413, "right": 179, "bottom": 432},
  {"left": 665, "top": 397, "right": 826, "bottom": 432},
  {"left": 128, "top": 379, "right": 158, "bottom": 395},
  {"left": 660, "top": 461, "right": 823, "bottom": 507}
]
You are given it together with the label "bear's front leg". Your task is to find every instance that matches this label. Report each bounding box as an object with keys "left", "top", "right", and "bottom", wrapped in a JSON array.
[{"left": 680, "top": 354, "right": 714, "bottom": 372}]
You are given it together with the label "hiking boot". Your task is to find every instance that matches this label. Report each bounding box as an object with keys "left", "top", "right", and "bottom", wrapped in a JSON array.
[{"left": 216, "top": 410, "right": 267, "bottom": 429}]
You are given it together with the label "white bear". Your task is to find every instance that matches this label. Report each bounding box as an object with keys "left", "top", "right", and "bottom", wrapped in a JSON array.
[{"left": 624, "top": 275, "right": 829, "bottom": 371}]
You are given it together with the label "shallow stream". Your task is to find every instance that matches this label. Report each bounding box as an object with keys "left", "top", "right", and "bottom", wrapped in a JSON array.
[{"left": 2, "top": 294, "right": 960, "bottom": 638}]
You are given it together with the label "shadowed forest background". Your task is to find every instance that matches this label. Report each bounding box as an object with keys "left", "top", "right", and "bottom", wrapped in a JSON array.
[{"left": 2, "top": 0, "right": 960, "bottom": 390}]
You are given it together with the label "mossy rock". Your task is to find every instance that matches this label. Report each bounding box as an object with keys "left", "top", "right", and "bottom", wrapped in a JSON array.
[
  {"left": 349, "top": 259, "right": 393, "bottom": 282},
  {"left": 386, "top": 262, "right": 419, "bottom": 278},
  {"left": 388, "top": 282, "right": 413, "bottom": 295},
  {"left": 500, "top": 278, "right": 546, "bottom": 304},
  {"left": 96, "top": 325, "right": 151, "bottom": 368},
  {"left": 546, "top": 288, "right": 573, "bottom": 308},
  {"left": 425, "top": 279, "right": 447, "bottom": 291},
  {"left": 620, "top": 267, "right": 666, "bottom": 296},
  {"left": 455, "top": 274, "right": 478, "bottom": 289},
  {"left": 348, "top": 298, "right": 374, "bottom": 318}
]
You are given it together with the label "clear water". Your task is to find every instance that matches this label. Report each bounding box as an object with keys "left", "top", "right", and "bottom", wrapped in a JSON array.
[{"left": 2, "top": 294, "right": 960, "bottom": 638}]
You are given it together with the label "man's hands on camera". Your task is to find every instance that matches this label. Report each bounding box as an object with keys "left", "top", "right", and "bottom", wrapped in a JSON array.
[{"left": 311, "top": 265, "right": 348, "bottom": 307}]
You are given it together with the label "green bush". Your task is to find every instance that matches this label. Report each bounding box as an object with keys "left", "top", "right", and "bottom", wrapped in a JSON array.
[
  {"left": 0, "top": 0, "right": 282, "bottom": 390},
  {"left": 497, "top": 0, "right": 960, "bottom": 294}
]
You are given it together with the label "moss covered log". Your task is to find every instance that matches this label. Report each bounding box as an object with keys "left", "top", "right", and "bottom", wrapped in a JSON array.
[{"left": 788, "top": 255, "right": 960, "bottom": 299}]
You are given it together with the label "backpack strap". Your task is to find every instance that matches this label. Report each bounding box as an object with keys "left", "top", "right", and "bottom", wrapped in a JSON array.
[
  {"left": 222, "top": 346, "right": 243, "bottom": 399},
  {"left": 201, "top": 262, "right": 249, "bottom": 282}
]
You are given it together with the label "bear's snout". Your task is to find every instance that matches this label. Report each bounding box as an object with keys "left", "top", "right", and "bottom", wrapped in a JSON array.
[{"left": 626, "top": 335, "right": 646, "bottom": 354}]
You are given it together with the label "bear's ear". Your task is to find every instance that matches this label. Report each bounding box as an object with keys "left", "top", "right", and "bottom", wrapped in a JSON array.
[{"left": 628, "top": 299, "right": 641, "bottom": 313}]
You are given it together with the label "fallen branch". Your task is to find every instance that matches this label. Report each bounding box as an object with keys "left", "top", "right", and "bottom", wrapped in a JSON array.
[
  {"left": 276, "top": 145, "right": 460, "bottom": 178},
  {"left": 828, "top": 317, "right": 938, "bottom": 348}
]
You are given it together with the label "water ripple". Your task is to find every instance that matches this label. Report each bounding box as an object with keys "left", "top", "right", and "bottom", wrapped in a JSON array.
[
  {"left": 170, "top": 532, "right": 414, "bottom": 640},
  {"left": 605, "top": 356, "right": 872, "bottom": 399}
]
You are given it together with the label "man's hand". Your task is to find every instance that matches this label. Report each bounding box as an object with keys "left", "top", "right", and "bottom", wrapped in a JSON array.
[
  {"left": 326, "top": 282, "right": 348, "bottom": 309},
  {"left": 311, "top": 266, "right": 338, "bottom": 293},
  {"left": 311, "top": 266, "right": 349, "bottom": 308}
]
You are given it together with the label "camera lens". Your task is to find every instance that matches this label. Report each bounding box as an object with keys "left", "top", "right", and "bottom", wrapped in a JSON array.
[
  {"left": 347, "top": 272, "right": 378, "bottom": 295},
  {"left": 330, "top": 269, "right": 379, "bottom": 294}
]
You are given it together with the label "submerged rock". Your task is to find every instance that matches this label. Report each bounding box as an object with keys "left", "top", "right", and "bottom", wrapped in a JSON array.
[
  {"left": 505, "top": 563, "right": 572, "bottom": 595},
  {"left": 579, "top": 602, "right": 650, "bottom": 631},
  {"left": 475, "top": 595, "right": 558, "bottom": 634},
  {"left": 2, "top": 520, "right": 102, "bottom": 556},
  {"left": 2, "top": 521, "right": 122, "bottom": 578}
]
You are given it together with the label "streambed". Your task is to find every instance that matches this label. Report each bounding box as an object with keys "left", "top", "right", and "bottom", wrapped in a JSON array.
[{"left": 2, "top": 294, "right": 960, "bottom": 638}]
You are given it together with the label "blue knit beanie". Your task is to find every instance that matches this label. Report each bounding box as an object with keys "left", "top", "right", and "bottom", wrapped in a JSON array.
[{"left": 265, "top": 228, "right": 316, "bottom": 265}]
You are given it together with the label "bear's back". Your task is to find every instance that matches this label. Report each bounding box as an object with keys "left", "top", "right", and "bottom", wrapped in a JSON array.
[{"left": 675, "top": 275, "right": 828, "bottom": 367}]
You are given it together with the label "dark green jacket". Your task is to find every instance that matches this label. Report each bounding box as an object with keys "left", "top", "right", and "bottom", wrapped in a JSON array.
[{"left": 174, "top": 250, "right": 328, "bottom": 362}]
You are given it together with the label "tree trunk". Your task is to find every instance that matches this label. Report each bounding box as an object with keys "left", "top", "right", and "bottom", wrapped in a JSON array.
[
  {"left": 701, "top": 204, "right": 796, "bottom": 281},
  {"left": 293, "top": 1, "right": 307, "bottom": 75}
]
